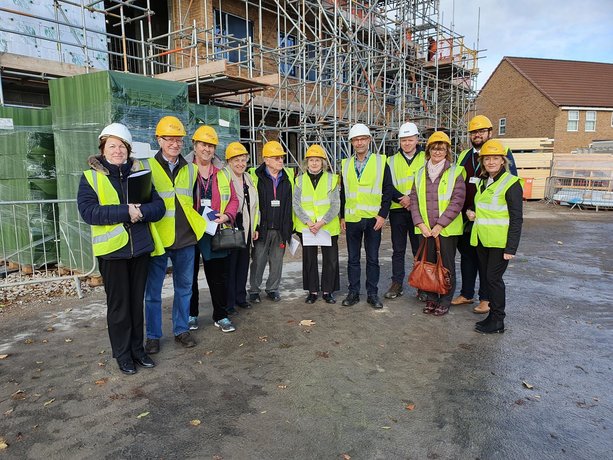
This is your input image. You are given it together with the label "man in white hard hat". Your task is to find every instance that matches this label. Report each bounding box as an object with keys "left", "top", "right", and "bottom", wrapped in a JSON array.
[
  {"left": 384, "top": 122, "right": 426, "bottom": 300},
  {"left": 340, "top": 123, "right": 394, "bottom": 308}
]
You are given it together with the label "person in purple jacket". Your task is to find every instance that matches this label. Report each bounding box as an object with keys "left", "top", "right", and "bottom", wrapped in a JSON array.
[
  {"left": 409, "top": 131, "right": 465, "bottom": 316},
  {"left": 77, "top": 123, "right": 165, "bottom": 375}
]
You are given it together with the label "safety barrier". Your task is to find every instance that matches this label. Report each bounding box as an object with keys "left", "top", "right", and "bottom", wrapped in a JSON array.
[
  {"left": 0, "top": 199, "right": 96, "bottom": 296},
  {"left": 545, "top": 176, "right": 613, "bottom": 211}
]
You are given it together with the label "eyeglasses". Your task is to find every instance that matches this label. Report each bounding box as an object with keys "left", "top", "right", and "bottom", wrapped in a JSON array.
[
  {"left": 430, "top": 147, "right": 447, "bottom": 152},
  {"left": 160, "top": 137, "right": 184, "bottom": 145},
  {"left": 469, "top": 128, "right": 490, "bottom": 136}
]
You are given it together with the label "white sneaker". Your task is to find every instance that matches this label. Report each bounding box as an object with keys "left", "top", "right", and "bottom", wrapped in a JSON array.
[
  {"left": 188, "top": 316, "right": 199, "bottom": 330},
  {"left": 214, "top": 318, "right": 236, "bottom": 333}
]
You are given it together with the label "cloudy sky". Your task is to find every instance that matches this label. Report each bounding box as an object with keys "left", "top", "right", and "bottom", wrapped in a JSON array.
[{"left": 438, "top": 0, "right": 613, "bottom": 89}]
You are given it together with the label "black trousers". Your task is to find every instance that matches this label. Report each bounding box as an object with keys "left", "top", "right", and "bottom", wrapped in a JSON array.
[
  {"left": 191, "top": 245, "right": 229, "bottom": 322},
  {"left": 457, "top": 229, "right": 489, "bottom": 300},
  {"left": 417, "top": 235, "right": 458, "bottom": 307},
  {"left": 389, "top": 209, "right": 420, "bottom": 283},
  {"left": 300, "top": 235, "right": 340, "bottom": 293},
  {"left": 226, "top": 241, "right": 251, "bottom": 309},
  {"left": 98, "top": 254, "right": 149, "bottom": 362},
  {"left": 475, "top": 243, "right": 509, "bottom": 320}
]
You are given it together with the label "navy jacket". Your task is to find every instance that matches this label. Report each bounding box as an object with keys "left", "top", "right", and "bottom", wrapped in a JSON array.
[
  {"left": 77, "top": 155, "right": 165, "bottom": 260},
  {"left": 253, "top": 163, "right": 293, "bottom": 244}
]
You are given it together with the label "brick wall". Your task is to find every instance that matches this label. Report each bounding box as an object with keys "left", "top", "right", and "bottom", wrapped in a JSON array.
[
  {"left": 553, "top": 109, "right": 613, "bottom": 153},
  {"left": 475, "top": 60, "right": 558, "bottom": 139}
]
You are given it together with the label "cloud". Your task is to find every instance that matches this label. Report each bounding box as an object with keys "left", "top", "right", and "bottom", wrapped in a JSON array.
[{"left": 439, "top": 0, "right": 613, "bottom": 88}]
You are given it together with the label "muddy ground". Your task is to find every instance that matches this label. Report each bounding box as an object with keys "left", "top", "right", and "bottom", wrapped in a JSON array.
[{"left": 0, "top": 202, "right": 611, "bottom": 459}]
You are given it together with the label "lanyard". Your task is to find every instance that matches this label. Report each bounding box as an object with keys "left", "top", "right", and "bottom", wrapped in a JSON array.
[
  {"left": 471, "top": 149, "right": 481, "bottom": 177},
  {"left": 354, "top": 152, "right": 371, "bottom": 180},
  {"left": 271, "top": 174, "right": 281, "bottom": 200}
]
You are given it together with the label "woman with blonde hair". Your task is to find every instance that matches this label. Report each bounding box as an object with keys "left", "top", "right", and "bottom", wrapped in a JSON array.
[
  {"left": 467, "top": 139, "right": 523, "bottom": 334},
  {"left": 293, "top": 145, "right": 340, "bottom": 304}
]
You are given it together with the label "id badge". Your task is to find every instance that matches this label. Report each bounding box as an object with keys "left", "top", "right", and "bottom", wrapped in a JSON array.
[
  {"left": 469, "top": 177, "right": 480, "bottom": 184},
  {"left": 271, "top": 199, "right": 280, "bottom": 207},
  {"left": 201, "top": 198, "right": 212, "bottom": 207}
]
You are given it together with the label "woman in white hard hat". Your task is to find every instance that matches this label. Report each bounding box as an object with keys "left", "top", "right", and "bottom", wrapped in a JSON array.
[
  {"left": 77, "top": 123, "right": 165, "bottom": 375},
  {"left": 224, "top": 142, "right": 260, "bottom": 312},
  {"left": 293, "top": 144, "right": 341, "bottom": 304},
  {"left": 409, "top": 131, "right": 465, "bottom": 316},
  {"left": 466, "top": 139, "right": 523, "bottom": 334}
]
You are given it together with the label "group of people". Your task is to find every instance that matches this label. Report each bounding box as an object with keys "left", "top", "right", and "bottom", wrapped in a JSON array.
[{"left": 77, "top": 114, "right": 523, "bottom": 376}]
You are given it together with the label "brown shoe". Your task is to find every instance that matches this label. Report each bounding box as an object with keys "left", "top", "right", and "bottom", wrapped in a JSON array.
[
  {"left": 451, "top": 295, "right": 474, "bottom": 305},
  {"left": 144, "top": 338, "right": 160, "bottom": 354},
  {"left": 473, "top": 300, "right": 490, "bottom": 314},
  {"left": 174, "top": 332, "right": 196, "bottom": 348},
  {"left": 384, "top": 281, "right": 403, "bottom": 299}
]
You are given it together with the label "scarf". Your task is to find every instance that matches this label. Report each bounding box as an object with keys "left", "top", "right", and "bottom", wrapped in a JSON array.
[{"left": 427, "top": 159, "right": 446, "bottom": 183}]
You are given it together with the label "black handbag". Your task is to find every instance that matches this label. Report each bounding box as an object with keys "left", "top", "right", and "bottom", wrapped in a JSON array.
[{"left": 211, "top": 226, "right": 246, "bottom": 251}]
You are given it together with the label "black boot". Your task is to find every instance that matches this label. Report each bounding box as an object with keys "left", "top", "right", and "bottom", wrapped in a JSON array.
[
  {"left": 475, "top": 317, "right": 504, "bottom": 334},
  {"left": 475, "top": 312, "right": 493, "bottom": 327}
]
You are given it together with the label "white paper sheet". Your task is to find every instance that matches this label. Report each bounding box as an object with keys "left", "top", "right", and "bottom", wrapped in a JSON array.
[
  {"left": 301, "top": 229, "right": 332, "bottom": 247},
  {"left": 202, "top": 206, "right": 219, "bottom": 235},
  {"left": 289, "top": 235, "right": 301, "bottom": 256}
]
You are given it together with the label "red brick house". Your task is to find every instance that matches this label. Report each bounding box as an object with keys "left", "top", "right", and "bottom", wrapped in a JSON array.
[{"left": 475, "top": 57, "right": 613, "bottom": 153}]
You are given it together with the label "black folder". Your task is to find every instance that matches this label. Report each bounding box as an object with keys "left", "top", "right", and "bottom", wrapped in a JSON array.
[{"left": 127, "top": 169, "right": 152, "bottom": 203}]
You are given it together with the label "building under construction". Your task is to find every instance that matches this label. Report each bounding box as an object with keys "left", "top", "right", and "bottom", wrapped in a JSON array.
[{"left": 0, "top": 0, "right": 479, "bottom": 165}]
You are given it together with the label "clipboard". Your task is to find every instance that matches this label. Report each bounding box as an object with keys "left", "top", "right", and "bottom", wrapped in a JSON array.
[{"left": 127, "top": 169, "right": 152, "bottom": 203}]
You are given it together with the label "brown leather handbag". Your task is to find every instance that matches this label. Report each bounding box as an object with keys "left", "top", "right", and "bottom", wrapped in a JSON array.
[{"left": 408, "top": 236, "right": 452, "bottom": 295}]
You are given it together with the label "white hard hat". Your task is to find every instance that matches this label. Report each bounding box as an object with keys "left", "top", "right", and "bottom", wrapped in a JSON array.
[
  {"left": 348, "top": 123, "right": 371, "bottom": 140},
  {"left": 99, "top": 123, "right": 133, "bottom": 148},
  {"left": 399, "top": 122, "right": 419, "bottom": 138}
]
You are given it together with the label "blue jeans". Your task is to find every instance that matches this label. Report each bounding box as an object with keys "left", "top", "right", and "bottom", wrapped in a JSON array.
[
  {"left": 145, "top": 245, "right": 195, "bottom": 339},
  {"left": 345, "top": 218, "right": 382, "bottom": 296}
]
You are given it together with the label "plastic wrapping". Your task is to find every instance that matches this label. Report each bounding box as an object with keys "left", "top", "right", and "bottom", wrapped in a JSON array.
[
  {"left": 0, "top": 107, "right": 57, "bottom": 267},
  {"left": 49, "top": 71, "right": 189, "bottom": 272},
  {"left": 189, "top": 103, "right": 240, "bottom": 163}
]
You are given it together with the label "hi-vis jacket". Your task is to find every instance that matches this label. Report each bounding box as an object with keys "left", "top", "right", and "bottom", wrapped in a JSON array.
[
  {"left": 293, "top": 171, "right": 341, "bottom": 236},
  {"left": 387, "top": 150, "right": 426, "bottom": 210},
  {"left": 471, "top": 171, "right": 523, "bottom": 249},
  {"left": 140, "top": 157, "right": 206, "bottom": 248},
  {"left": 341, "top": 154, "right": 385, "bottom": 222}
]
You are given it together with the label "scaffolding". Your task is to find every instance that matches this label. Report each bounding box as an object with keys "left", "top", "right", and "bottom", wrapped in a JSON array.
[{"left": 0, "top": 0, "right": 480, "bottom": 167}]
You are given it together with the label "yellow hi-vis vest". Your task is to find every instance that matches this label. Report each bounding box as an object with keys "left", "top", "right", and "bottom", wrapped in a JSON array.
[
  {"left": 83, "top": 170, "right": 164, "bottom": 257},
  {"left": 341, "top": 154, "right": 384, "bottom": 222},
  {"left": 215, "top": 168, "right": 232, "bottom": 215},
  {"left": 414, "top": 163, "right": 465, "bottom": 236},
  {"left": 387, "top": 150, "right": 425, "bottom": 210},
  {"left": 140, "top": 158, "right": 206, "bottom": 248},
  {"left": 293, "top": 171, "right": 341, "bottom": 236},
  {"left": 470, "top": 172, "right": 522, "bottom": 248}
]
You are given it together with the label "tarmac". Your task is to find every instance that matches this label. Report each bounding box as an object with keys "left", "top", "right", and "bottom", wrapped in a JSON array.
[{"left": 0, "top": 202, "right": 611, "bottom": 459}]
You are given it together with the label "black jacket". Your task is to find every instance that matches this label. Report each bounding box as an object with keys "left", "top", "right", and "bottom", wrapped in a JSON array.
[
  {"left": 253, "top": 163, "right": 293, "bottom": 243},
  {"left": 77, "top": 155, "right": 166, "bottom": 259}
]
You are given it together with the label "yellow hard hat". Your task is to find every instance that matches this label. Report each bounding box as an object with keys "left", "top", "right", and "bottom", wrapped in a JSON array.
[
  {"left": 479, "top": 139, "right": 506, "bottom": 156},
  {"left": 468, "top": 115, "right": 493, "bottom": 132},
  {"left": 426, "top": 131, "right": 451, "bottom": 147},
  {"left": 262, "top": 140, "right": 286, "bottom": 158},
  {"left": 226, "top": 141, "right": 248, "bottom": 160},
  {"left": 155, "top": 116, "right": 186, "bottom": 137},
  {"left": 305, "top": 144, "right": 326, "bottom": 159},
  {"left": 192, "top": 125, "right": 218, "bottom": 145}
]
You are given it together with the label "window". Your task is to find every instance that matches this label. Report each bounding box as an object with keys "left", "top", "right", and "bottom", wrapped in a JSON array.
[
  {"left": 302, "top": 43, "right": 317, "bottom": 82},
  {"left": 214, "top": 10, "right": 253, "bottom": 64},
  {"left": 498, "top": 118, "right": 507, "bottom": 136},
  {"left": 567, "top": 110, "right": 579, "bottom": 132},
  {"left": 585, "top": 111, "right": 596, "bottom": 132},
  {"left": 279, "top": 33, "right": 297, "bottom": 77}
]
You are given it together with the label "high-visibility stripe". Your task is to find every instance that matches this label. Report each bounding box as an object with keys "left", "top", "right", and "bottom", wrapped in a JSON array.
[
  {"left": 475, "top": 217, "right": 509, "bottom": 225},
  {"left": 91, "top": 225, "right": 125, "bottom": 244},
  {"left": 157, "top": 191, "right": 174, "bottom": 198}
]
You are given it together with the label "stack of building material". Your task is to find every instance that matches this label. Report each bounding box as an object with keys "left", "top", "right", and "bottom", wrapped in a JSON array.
[
  {"left": 49, "top": 71, "right": 189, "bottom": 273},
  {"left": 0, "top": 106, "right": 56, "bottom": 268},
  {"left": 189, "top": 104, "right": 241, "bottom": 160},
  {"left": 513, "top": 152, "right": 553, "bottom": 200},
  {"left": 548, "top": 154, "right": 613, "bottom": 210}
]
